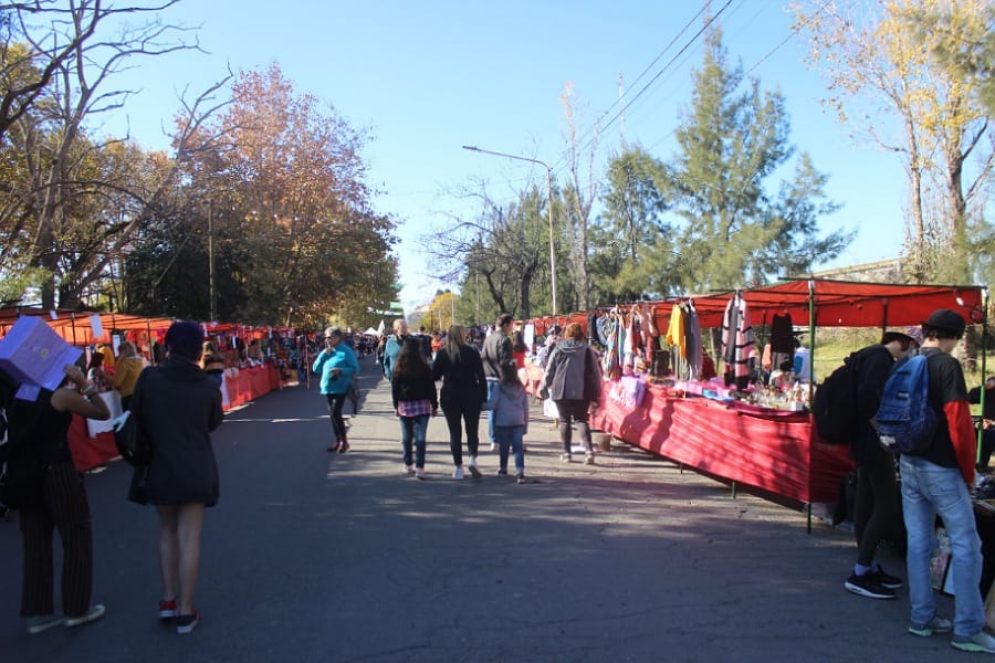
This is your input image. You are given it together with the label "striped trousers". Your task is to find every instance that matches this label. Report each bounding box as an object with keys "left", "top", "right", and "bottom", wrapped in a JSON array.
[{"left": 19, "top": 461, "right": 94, "bottom": 618}]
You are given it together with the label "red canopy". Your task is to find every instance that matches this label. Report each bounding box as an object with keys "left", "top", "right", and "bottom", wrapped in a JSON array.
[
  {"left": 684, "top": 278, "right": 985, "bottom": 329},
  {"left": 525, "top": 278, "right": 985, "bottom": 333}
]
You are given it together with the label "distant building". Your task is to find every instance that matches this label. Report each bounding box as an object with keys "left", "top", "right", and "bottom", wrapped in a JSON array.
[{"left": 809, "top": 258, "right": 902, "bottom": 283}]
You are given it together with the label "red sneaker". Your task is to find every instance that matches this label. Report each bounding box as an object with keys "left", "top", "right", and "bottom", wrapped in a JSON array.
[{"left": 158, "top": 599, "right": 178, "bottom": 619}]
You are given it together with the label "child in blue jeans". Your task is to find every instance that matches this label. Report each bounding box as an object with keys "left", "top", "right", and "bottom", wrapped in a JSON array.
[{"left": 484, "top": 361, "right": 529, "bottom": 484}]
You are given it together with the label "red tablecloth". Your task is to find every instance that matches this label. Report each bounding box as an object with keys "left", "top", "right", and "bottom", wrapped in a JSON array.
[
  {"left": 590, "top": 382, "right": 853, "bottom": 503},
  {"left": 68, "top": 414, "right": 118, "bottom": 472},
  {"left": 225, "top": 365, "right": 279, "bottom": 409},
  {"left": 68, "top": 364, "right": 282, "bottom": 471}
]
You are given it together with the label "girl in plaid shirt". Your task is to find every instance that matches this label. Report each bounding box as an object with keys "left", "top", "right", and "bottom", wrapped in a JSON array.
[{"left": 391, "top": 337, "right": 438, "bottom": 479}]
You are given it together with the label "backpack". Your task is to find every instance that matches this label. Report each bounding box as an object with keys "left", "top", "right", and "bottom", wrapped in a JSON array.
[
  {"left": 874, "top": 355, "right": 938, "bottom": 454},
  {"left": 813, "top": 349, "right": 867, "bottom": 444}
]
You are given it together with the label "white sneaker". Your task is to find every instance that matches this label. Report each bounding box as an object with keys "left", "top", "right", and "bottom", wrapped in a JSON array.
[
  {"left": 467, "top": 456, "right": 482, "bottom": 478},
  {"left": 452, "top": 467, "right": 465, "bottom": 480},
  {"left": 64, "top": 604, "right": 105, "bottom": 628}
]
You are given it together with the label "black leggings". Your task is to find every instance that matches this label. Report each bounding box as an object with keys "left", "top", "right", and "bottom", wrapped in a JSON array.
[
  {"left": 853, "top": 457, "right": 900, "bottom": 566},
  {"left": 325, "top": 393, "right": 348, "bottom": 442},
  {"left": 555, "top": 399, "right": 593, "bottom": 454},
  {"left": 442, "top": 400, "right": 481, "bottom": 466}
]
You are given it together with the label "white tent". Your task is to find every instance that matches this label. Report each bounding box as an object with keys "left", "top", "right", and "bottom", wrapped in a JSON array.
[{"left": 361, "top": 327, "right": 381, "bottom": 337}]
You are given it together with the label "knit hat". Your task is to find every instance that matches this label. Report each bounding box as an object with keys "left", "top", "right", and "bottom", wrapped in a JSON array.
[{"left": 902, "top": 326, "right": 924, "bottom": 347}]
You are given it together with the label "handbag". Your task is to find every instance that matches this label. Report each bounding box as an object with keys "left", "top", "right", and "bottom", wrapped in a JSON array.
[
  {"left": 114, "top": 410, "right": 151, "bottom": 467},
  {"left": 113, "top": 368, "right": 151, "bottom": 467}
]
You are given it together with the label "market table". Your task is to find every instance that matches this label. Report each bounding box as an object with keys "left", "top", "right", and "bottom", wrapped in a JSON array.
[
  {"left": 590, "top": 379, "right": 853, "bottom": 505},
  {"left": 67, "top": 364, "right": 283, "bottom": 471}
]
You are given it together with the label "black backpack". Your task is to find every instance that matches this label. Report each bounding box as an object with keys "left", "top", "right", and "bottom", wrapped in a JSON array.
[{"left": 813, "top": 346, "right": 885, "bottom": 444}]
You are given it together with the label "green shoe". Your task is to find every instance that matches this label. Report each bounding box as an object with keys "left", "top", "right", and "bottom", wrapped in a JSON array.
[
  {"left": 908, "top": 615, "right": 952, "bottom": 637},
  {"left": 64, "top": 604, "right": 105, "bottom": 628},
  {"left": 26, "top": 614, "right": 64, "bottom": 635},
  {"left": 952, "top": 630, "right": 995, "bottom": 653}
]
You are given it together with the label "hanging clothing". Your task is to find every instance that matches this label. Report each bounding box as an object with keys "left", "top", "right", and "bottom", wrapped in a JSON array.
[
  {"left": 769, "top": 313, "right": 794, "bottom": 373},
  {"left": 683, "top": 301, "right": 702, "bottom": 380},
  {"left": 638, "top": 304, "right": 656, "bottom": 366},
  {"left": 601, "top": 315, "right": 621, "bottom": 380},
  {"left": 721, "top": 294, "right": 756, "bottom": 389},
  {"left": 666, "top": 304, "right": 687, "bottom": 360}
]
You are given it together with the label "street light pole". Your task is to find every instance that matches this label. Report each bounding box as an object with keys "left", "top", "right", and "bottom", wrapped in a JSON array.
[{"left": 462, "top": 145, "right": 558, "bottom": 317}]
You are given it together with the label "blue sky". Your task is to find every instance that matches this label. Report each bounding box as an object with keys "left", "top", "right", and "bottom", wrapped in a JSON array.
[{"left": 99, "top": 0, "right": 909, "bottom": 314}]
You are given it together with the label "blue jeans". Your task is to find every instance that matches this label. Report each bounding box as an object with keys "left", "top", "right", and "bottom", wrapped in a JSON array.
[
  {"left": 399, "top": 415, "right": 429, "bottom": 469},
  {"left": 494, "top": 425, "right": 525, "bottom": 475},
  {"left": 900, "top": 455, "right": 984, "bottom": 635},
  {"left": 485, "top": 379, "right": 499, "bottom": 443}
]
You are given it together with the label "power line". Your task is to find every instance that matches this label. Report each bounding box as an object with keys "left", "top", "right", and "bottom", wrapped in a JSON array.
[
  {"left": 745, "top": 0, "right": 833, "bottom": 76},
  {"left": 551, "top": 0, "right": 716, "bottom": 174},
  {"left": 557, "top": 0, "right": 737, "bottom": 175}
]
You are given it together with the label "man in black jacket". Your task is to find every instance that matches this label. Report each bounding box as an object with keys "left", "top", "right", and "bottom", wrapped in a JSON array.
[
  {"left": 844, "top": 329, "right": 920, "bottom": 600},
  {"left": 481, "top": 314, "right": 514, "bottom": 451}
]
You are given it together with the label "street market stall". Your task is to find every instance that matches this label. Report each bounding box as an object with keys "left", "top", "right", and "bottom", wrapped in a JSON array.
[{"left": 529, "top": 279, "right": 986, "bottom": 521}]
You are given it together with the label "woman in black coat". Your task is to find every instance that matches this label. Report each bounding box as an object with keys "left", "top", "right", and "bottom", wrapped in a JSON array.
[
  {"left": 431, "top": 325, "right": 487, "bottom": 480},
  {"left": 133, "top": 320, "right": 223, "bottom": 634},
  {"left": 392, "top": 337, "right": 438, "bottom": 479}
]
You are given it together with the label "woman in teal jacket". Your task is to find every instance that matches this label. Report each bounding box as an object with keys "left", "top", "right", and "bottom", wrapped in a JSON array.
[{"left": 313, "top": 326, "right": 360, "bottom": 452}]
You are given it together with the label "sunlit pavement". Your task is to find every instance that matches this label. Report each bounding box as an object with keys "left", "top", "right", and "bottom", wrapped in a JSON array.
[{"left": 0, "top": 356, "right": 958, "bottom": 662}]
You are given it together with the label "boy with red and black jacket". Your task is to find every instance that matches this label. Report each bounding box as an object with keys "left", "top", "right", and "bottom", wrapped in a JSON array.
[{"left": 900, "top": 309, "right": 995, "bottom": 653}]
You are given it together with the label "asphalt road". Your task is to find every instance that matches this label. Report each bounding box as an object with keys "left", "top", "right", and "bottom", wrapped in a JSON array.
[{"left": 0, "top": 356, "right": 965, "bottom": 662}]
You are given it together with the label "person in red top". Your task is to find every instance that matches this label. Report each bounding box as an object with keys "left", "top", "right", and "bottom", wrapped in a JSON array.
[{"left": 900, "top": 309, "right": 995, "bottom": 653}]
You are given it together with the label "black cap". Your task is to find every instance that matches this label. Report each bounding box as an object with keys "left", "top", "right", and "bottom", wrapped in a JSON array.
[{"left": 924, "top": 308, "right": 966, "bottom": 336}]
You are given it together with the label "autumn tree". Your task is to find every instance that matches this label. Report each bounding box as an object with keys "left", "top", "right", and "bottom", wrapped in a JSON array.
[
  {"left": 793, "top": 0, "right": 994, "bottom": 283},
  {"left": 421, "top": 290, "right": 459, "bottom": 333},
  {"left": 139, "top": 64, "right": 397, "bottom": 326}
]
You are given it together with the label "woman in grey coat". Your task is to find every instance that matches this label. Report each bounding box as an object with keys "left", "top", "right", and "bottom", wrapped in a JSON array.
[
  {"left": 543, "top": 322, "right": 602, "bottom": 464},
  {"left": 132, "top": 320, "right": 223, "bottom": 634}
]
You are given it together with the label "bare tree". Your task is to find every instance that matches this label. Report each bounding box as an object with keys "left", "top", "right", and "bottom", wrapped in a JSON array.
[
  {"left": 425, "top": 179, "right": 549, "bottom": 319},
  {"left": 0, "top": 0, "right": 214, "bottom": 307},
  {"left": 558, "top": 82, "right": 601, "bottom": 312}
]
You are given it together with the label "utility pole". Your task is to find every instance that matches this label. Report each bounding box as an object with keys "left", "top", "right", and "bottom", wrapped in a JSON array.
[
  {"left": 208, "top": 201, "right": 217, "bottom": 321},
  {"left": 462, "top": 145, "right": 558, "bottom": 316}
]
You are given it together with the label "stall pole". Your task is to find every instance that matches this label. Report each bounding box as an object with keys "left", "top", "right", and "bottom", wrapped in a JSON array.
[
  {"left": 807, "top": 279, "right": 816, "bottom": 396},
  {"left": 978, "top": 289, "right": 990, "bottom": 466},
  {"left": 807, "top": 280, "right": 816, "bottom": 534},
  {"left": 146, "top": 319, "right": 154, "bottom": 366},
  {"left": 70, "top": 312, "right": 77, "bottom": 346}
]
